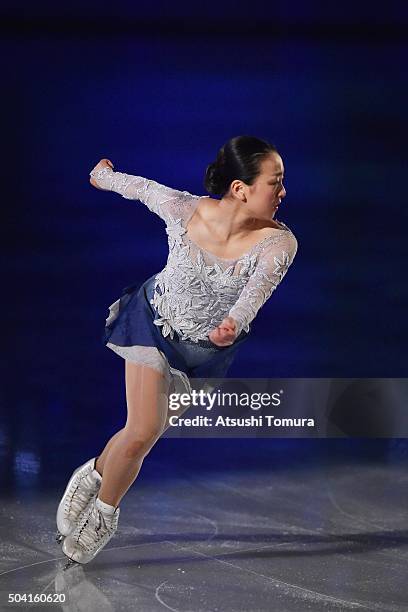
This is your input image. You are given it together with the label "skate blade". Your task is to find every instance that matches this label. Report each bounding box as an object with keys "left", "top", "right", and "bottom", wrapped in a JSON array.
[
  {"left": 62, "top": 558, "right": 79, "bottom": 570},
  {"left": 55, "top": 531, "right": 66, "bottom": 544}
]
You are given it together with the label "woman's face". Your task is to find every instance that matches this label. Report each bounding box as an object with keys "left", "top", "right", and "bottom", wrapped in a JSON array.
[{"left": 247, "top": 153, "right": 286, "bottom": 219}]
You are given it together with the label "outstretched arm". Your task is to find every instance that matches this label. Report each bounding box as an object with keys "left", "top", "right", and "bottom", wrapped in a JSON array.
[
  {"left": 209, "top": 232, "right": 298, "bottom": 346},
  {"left": 89, "top": 158, "right": 198, "bottom": 223}
]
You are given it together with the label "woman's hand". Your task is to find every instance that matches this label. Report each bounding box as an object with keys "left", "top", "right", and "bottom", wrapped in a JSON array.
[
  {"left": 89, "top": 158, "right": 114, "bottom": 189},
  {"left": 208, "top": 317, "right": 238, "bottom": 347}
]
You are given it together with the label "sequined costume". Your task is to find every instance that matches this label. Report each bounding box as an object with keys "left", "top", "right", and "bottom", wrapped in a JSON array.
[{"left": 90, "top": 166, "right": 298, "bottom": 393}]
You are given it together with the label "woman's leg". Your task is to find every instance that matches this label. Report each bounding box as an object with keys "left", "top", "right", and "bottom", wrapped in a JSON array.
[
  {"left": 95, "top": 371, "right": 194, "bottom": 475},
  {"left": 161, "top": 383, "right": 193, "bottom": 432},
  {"left": 97, "top": 360, "right": 171, "bottom": 508},
  {"left": 94, "top": 429, "right": 125, "bottom": 476}
]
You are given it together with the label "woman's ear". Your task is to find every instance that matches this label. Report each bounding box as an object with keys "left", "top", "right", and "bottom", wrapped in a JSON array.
[{"left": 230, "top": 180, "right": 246, "bottom": 201}]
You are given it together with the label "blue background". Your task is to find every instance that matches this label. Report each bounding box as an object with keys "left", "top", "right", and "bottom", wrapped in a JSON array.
[{"left": 2, "top": 2, "right": 408, "bottom": 489}]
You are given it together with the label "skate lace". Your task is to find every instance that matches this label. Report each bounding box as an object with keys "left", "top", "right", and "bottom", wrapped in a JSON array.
[
  {"left": 65, "top": 471, "right": 100, "bottom": 520},
  {"left": 75, "top": 503, "right": 116, "bottom": 552}
]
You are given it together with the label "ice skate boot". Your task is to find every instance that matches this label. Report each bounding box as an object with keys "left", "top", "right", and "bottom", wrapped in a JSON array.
[
  {"left": 56, "top": 457, "right": 102, "bottom": 540},
  {"left": 62, "top": 496, "right": 120, "bottom": 564}
]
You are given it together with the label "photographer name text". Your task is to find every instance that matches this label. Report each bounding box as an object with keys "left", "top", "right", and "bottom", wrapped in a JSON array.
[{"left": 168, "top": 415, "right": 315, "bottom": 428}]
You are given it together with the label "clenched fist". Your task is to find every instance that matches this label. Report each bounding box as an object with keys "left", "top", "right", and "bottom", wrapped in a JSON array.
[
  {"left": 89, "top": 158, "right": 114, "bottom": 189},
  {"left": 208, "top": 316, "right": 238, "bottom": 347}
]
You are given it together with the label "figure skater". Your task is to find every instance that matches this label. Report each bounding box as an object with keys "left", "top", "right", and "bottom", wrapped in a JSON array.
[{"left": 56, "top": 135, "right": 298, "bottom": 565}]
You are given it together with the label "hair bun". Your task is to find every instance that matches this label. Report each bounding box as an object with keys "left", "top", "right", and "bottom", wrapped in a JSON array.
[{"left": 204, "top": 161, "right": 225, "bottom": 196}]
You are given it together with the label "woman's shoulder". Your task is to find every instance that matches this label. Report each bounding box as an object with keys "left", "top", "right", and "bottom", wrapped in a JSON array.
[
  {"left": 258, "top": 218, "right": 288, "bottom": 234},
  {"left": 259, "top": 221, "right": 298, "bottom": 257},
  {"left": 196, "top": 196, "right": 219, "bottom": 208},
  {"left": 191, "top": 196, "right": 220, "bottom": 223},
  {"left": 255, "top": 218, "right": 296, "bottom": 243}
]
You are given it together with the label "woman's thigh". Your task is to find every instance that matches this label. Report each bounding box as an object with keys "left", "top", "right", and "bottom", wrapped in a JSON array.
[{"left": 124, "top": 360, "right": 170, "bottom": 440}]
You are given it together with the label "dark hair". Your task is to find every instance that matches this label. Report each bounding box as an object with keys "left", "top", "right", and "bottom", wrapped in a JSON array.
[{"left": 204, "top": 135, "right": 279, "bottom": 198}]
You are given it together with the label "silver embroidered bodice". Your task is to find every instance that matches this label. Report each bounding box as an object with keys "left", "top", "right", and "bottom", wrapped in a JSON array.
[{"left": 90, "top": 166, "right": 298, "bottom": 343}]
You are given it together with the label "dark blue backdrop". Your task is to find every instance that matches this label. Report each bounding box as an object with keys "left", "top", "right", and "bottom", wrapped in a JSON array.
[{"left": 2, "top": 3, "right": 408, "bottom": 487}]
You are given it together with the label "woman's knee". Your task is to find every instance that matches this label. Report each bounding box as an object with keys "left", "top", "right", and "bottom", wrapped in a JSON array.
[{"left": 121, "top": 428, "right": 163, "bottom": 459}]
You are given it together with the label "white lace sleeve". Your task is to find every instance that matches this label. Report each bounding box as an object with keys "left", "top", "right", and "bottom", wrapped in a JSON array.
[
  {"left": 228, "top": 232, "right": 298, "bottom": 337},
  {"left": 89, "top": 166, "right": 200, "bottom": 224}
]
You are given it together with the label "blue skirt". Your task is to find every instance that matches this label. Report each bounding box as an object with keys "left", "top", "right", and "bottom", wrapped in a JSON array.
[{"left": 102, "top": 273, "right": 250, "bottom": 380}]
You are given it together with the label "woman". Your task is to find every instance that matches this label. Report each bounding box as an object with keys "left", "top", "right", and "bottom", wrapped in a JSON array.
[{"left": 56, "top": 135, "right": 298, "bottom": 565}]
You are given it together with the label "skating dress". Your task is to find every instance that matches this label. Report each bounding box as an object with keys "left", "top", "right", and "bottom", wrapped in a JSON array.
[{"left": 90, "top": 166, "right": 298, "bottom": 395}]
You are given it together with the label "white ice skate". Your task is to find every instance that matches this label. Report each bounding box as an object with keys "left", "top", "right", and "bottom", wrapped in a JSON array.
[
  {"left": 56, "top": 457, "right": 102, "bottom": 542},
  {"left": 62, "top": 497, "right": 120, "bottom": 564}
]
